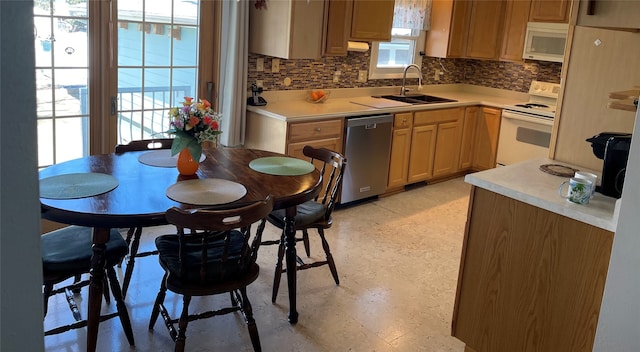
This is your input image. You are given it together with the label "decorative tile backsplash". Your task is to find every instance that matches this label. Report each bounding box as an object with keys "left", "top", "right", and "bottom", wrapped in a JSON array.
[{"left": 247, "top": 51, "right": 562, "bottom": 93}]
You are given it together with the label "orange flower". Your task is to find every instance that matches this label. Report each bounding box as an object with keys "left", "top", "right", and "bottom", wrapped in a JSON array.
[
  {"left": 182, "top": 96, "right": 193, "bottom": 106},
  {"left": 185, "top": 115, "right": 199, "bottom": 130},
  {"left": 198, "top": 99, "right": 211, "bottom": 110}
]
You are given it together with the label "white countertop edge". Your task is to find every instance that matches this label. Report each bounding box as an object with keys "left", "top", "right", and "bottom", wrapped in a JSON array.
[
  {"left": 247, "top": 95, "right": 518, "bottom": 121},
  {"left": 464, "top": 158, "right": 618, "bottom": 232}
]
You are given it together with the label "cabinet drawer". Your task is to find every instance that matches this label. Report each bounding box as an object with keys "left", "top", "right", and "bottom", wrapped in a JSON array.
[
  {"left": 414, "top": 108, "right": 464, "bottom": 125},
  {"left": 288, "top": 119, "right": 344, "bottom": 142},
  {"left": 394, "top": 113, "right": 413, "bottom": 129}
]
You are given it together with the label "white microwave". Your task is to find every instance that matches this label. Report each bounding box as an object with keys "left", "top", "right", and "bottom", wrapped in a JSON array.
[{"left": 522, "top": 22, "right": 569, "bottom": 63}]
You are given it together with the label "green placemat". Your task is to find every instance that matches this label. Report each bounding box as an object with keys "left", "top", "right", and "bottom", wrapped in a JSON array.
[
  {"left": 249, "top": 157, "right": 315, "bottom": 176},
  {"left": 40, "top": 173, "right": 119, "bottom": 199}
]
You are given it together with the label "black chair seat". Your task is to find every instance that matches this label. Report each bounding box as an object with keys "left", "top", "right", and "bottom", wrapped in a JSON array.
[
  {"left": 261, "top": 146, "right": 345, "bottom": 304},
  {"left": 148, "top": 197, "right": 274, "bottom": 352},
  {"left": 267, "top": 200, "right": 325, "bottom": 228},
  {"left": 42, "top": 226, "right": 134, "bottom": 346},
  {"left": 155, "top": 230, "right": 248, "bottom": 284},
  {"left": 42, "top": 227, "right": 128, "bottom": 279}
]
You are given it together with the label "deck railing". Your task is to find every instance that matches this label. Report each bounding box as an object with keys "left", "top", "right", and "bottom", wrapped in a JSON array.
[{"left": 78, "top": 85, "right": 192, "bottom": 145}]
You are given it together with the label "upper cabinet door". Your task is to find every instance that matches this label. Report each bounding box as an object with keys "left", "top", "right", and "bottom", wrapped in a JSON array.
[
  {"left": 447, "top": 0, "right": 471, "bottom": 58},
  {"left": 350, "top": 0, "right": 394, "bottom": 41},
  {"left": 424, "top": 0, "right": 470, "bottom": 58},
  {"left": 529, "top": 0, "right": 570, "bottom": 23},
  {"left": 465, "top": 0, "right": 505, "bottom": 59},
  {"left": 500, "top": 0, "right": 532, "bottom": 61},
  {"left": 323, "top": 0, "right": 352, "bottom": 56}
]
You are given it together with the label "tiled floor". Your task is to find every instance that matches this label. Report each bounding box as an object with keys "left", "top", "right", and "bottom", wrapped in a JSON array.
[{"left": 44, "top": 177, "right": 470, "bottom": 352}]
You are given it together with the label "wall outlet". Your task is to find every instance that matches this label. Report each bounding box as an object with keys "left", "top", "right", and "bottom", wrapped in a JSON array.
[
  {"left": 434, "top": 68, "right": 440, "bottom": 81},
  {"left": 333, "top": 70, "right": 341, "bottom": 83},
  {"left": 271, "top": 58, "right": 280, "bottom": 73},
  {"left": 256, "top": 80, "right": 263, "bottom": 88},
  {"left": 358, "top": 70, "right": 367, "bottom": 82},
  {"left": 256, "top": 58, "right": 264, "bottom": 72}
]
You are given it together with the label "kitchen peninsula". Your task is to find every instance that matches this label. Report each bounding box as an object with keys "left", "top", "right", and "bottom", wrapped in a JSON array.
[{"left": 454, "top": 158, "right": 619, "bottom": 352}]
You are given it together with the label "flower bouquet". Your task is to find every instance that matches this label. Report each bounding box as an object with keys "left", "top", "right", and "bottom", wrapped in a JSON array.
[{"left": 167, "top": 97, "right": 222, "bottom": 162}]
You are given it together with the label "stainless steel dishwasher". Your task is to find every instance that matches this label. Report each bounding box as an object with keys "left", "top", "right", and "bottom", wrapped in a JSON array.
[{"left": 340, "top": 113, "right": 393, "bottom": 204}]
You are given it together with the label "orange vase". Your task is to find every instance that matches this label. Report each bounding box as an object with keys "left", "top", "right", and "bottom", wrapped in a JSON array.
[{"left": 176, "top": 148, "right": 199, "bottom": 175}]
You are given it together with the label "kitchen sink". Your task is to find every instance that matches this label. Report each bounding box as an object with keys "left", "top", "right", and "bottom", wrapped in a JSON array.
[{"left": 378, "top": 94, "right": 457, "bottom": 105}]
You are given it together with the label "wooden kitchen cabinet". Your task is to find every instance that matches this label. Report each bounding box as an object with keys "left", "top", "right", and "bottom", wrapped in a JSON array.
[
  {"left": 387, "top": 113, "right": 413, "bottom": 189},
  {"left": 287, "top": 118, "right": 344, "bottom": 198},
  {"left": 425, "top": 0, "right": 470, "bottom": 58},
  {"left": 322, "top": 0, "right": 352, "bottom": 56},
  {"left": 323, "top": 0, "right": 394, "bottom": 56},
  {"left": 453, "top": 187, "right": 613, "bottom": 352},
  {"left": 500, "top": 0, "right": 532, "bottom": 62},
  {"left": 249, "top": 0, "right": 324, "bottom": 59},
  {"left": 471, "top": 107, "right": 501, "bottom": 171},
  {"left": 576, "top": 0, "right": 640, "bottom": 29},
  {"left": 432, "top": 117, "right": 464, "bottom": 178},
  {"left": 426, "top": 0, "right": 507, "bottom": 60},
  {"left": 286, "top": 118, "right": 344, "bottom": 158},
  {"left": 465, "top": 0, "right": 506, "bottom": 60},
  {"left": 408, "top": 107, "right": 464, "bottom": 183},
  {"left": 407, "top": 124, "right": 437, "bottom": 183},
  {"left": 529, "top": 0, "right": 570, "bottom": 23},
  {"left": 458, "top": 106, "right": 478, "bottom": 170},
  {"left": 350, "top": 0, "right": 394, "bottom": 41}
]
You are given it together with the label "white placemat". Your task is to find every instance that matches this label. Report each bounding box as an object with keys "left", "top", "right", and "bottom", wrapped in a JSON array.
[
  {"left": 166, "top": 179, "right": 247, "bottom": 205},
  {"left": 249, "top": 156, "right": 315, "bottom": 176},
  {"left": 138, "top": 149, "right": 206, "bottom": 167},
  {"left": 40, "top": 173, "right": 119, "bottom": 199}
]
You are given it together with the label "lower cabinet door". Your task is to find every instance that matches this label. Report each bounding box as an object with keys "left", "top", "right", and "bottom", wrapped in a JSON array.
[
  {"left": 387, "top": 127, "right": 412, "bottom": 188},
  {"left": 407, "top": 124, "right": 436, "bottom": 183},
  {"left": 432, "top": 119, "right": 463, "bottom": 178}
]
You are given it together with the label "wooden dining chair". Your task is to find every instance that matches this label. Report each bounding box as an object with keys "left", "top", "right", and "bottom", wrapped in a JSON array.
[
  {"left": 261, "top": 146, "right": 346, "bottom": 303},
  {"left": 149, "top": 196, "right": 274, "bottom": 352},
  {"left": 114, "top": 138, "right": 174, "bottom": 298},
  {"left": 42, "top": 226, "right": 135, "bottom": 345}
]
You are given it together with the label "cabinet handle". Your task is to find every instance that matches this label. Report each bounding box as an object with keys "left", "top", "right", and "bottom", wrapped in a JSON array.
[
  {"left": 315, "top": 128, "right": 321, "bottom": 132},
  {"left": 402, "top": 118, "right": 407, "bottom": 124},
  {"left": 587, "top": 0, "right": 596, "bottom": 15}
]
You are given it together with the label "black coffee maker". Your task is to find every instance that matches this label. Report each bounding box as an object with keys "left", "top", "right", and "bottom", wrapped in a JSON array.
[{"left": 586, "top": 132, "right": 632, "bottom": 198}]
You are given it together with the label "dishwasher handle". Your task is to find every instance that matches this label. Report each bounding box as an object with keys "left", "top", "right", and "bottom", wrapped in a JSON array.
[{"left": 346, "top": 114, "right": 393, "bottom": 128}]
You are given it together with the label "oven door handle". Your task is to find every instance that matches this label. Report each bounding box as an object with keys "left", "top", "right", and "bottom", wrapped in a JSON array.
[{"left": 503, "top": 111, "right": 554, "bottom": 127}]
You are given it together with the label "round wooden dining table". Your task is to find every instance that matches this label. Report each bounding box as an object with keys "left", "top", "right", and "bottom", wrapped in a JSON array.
[{"left": 39, "top": 147, "right": 322, "bottom": 352}]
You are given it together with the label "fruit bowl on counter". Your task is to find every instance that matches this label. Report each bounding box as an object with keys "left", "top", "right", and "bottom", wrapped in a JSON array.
[{"left": 305, "top": 89, "right": 330, "bottom": 103}]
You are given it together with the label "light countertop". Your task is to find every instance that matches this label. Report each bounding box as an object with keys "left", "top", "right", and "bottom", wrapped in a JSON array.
[
  {"left": 465, "top": 158, "right": 620, "bottom": 232},
  {"left": 247, "top": 84, "right": 529, "bottom": 121}
]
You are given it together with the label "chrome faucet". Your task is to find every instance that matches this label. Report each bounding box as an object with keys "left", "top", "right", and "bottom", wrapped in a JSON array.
[{"left": 400, "top": 64, "right": 423, "bottom": 96}]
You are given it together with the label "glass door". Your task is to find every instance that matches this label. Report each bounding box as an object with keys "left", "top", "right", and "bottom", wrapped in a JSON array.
[
  {"left": 35, "top": 0, "right": 212, "bottom": 167},
  {"left": 34, "top": 0, "right": 90, "bottom": 168},
  {"left": 116, "top": 0, "right": 203, "bottom": 145}
]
